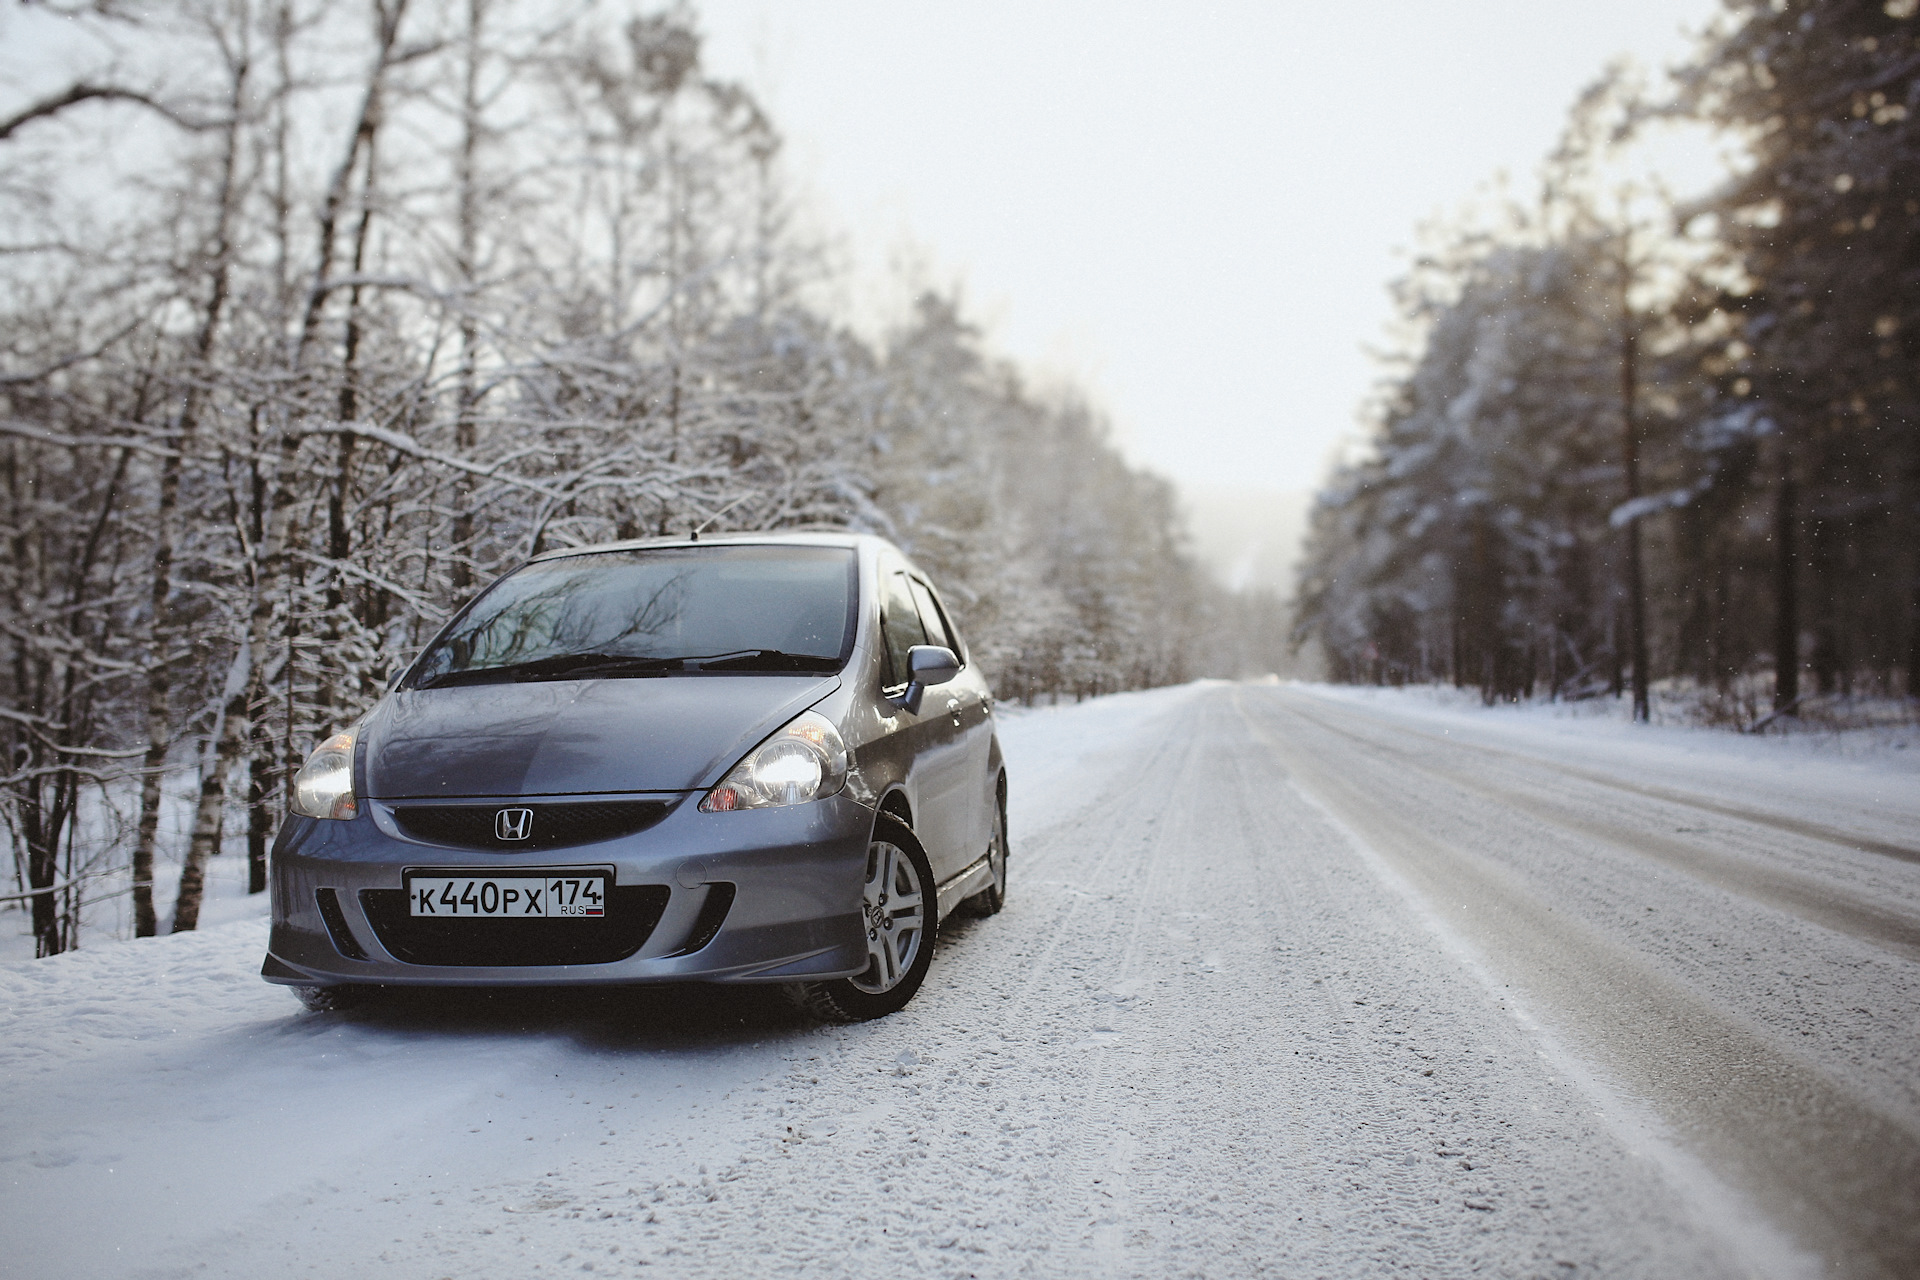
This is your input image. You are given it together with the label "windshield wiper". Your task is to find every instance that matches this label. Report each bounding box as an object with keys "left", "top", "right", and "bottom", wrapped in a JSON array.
[
  {"left": 681, "top": 649, "right": 841, "bottom": 673},
  {"left": 415, "top": 652, "right": 684, "bottom": 689},
  {"left": 415, "top": 648, "right": 839, "bottom": 688}
]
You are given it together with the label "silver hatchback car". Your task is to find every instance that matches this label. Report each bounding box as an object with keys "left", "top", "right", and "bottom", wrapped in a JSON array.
[{"left": 262, "top": 532, "right": 1007, "bottom": 1021}]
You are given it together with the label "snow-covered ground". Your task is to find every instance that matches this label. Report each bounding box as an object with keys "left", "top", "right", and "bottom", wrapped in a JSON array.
[{"left": 4, "top": 682, "right": 1917, "bottom": 1278}]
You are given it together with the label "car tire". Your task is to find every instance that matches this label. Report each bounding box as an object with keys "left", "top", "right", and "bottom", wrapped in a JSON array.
[
  {"left": 793, "top": 817, "right": 936, "bottom": 1023},
  {"left": 964, "top": 798, "right": 1008, "bottom": 917}
]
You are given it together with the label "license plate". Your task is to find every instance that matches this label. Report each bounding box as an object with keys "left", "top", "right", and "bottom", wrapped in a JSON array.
[{"left": 406, "top": 874, "right": 609, "bottom": 919}]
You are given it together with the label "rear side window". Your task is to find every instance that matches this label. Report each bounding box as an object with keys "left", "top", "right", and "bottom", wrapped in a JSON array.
[{"left": 879, "top": 571, "right": 927, "bottom": 688}]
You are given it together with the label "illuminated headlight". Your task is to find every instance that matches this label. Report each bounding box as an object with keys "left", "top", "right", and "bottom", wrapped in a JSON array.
[
  {"left": 700, "top": 711, "right": 848, "bottom": 812},
  {"left": 291, "top": 733, "right": 358, "bottom": 820}
]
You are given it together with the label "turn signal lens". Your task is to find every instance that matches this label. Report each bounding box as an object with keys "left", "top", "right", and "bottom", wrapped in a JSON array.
[
  {"left": 700, "top": 711, "right": 848, "bottom": 812},
  {"left": 291, "top": 733, "right": 358, "bottom": 820}
]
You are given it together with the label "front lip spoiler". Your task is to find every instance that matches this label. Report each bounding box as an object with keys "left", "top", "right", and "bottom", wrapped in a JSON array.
[
  {"left": 257, "top": 943, "right": 865, "bottom": 987},
  {"left": 261, "top": 952, "right": 314, "bottom": 984}
]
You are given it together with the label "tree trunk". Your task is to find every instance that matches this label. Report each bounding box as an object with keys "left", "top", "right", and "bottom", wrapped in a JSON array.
[
  {"left": 1809, "top": 513, "right": 1840, "bottom": 695},
  {"left": 1908, "top": 569, "right": 1920, "bottom": 700},
  {"left": 1619, "top": 250, "right": 1649, "bottom": 723},
  {"left": 23, "top": 784, "right": 66, "bottom": 958},
  {"left": 314, "top": 129, "right": 379, "bottom": 720},
  {"left": 247, "top": 713, "right": 274, "bottom": 894},
  {"left": 1773, "top": 441, "right": 1799, "bottom": 711},
  {"left": 1608, "top": 605, "right": 1624, "bottom": 699},
  {"left": 171, "top": 642, "right": 251, "bottom": 933},
  {"left": 131, "top": 42, "right": 250, "bottom": 934},
  {"left": 132, "top": 708, "right": 168, "bottom": 934},
  {"left": 244, "top": 424, "right": 274, "bottom": 894},
  {"left": 450, "top": 0, "right": 485, "bottom": 593}
]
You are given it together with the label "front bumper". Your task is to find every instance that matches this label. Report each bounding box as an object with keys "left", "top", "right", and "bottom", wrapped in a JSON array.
[{"left": 263, "top": 791, "right": 874, "bottom": 988}]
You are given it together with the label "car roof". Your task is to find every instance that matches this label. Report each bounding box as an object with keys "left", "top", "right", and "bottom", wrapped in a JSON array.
[{"left": 526, "top": 529, "right": 886, "bottom": 564}]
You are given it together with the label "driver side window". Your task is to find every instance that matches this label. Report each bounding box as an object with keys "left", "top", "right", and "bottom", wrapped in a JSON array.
[
  {"left": 879, "top": 570, "right": 927, "bottom": 689},
  {"left": 909, "top": 578, "right": 955, "bottom": 655}
]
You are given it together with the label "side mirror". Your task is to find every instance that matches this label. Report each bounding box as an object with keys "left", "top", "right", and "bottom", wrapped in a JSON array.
[
  {"left": 386, "top": 666, "right": 408, "bottom": 691},
  {"left": 897, "top": 644, "right": 960, "bottom": 715}
]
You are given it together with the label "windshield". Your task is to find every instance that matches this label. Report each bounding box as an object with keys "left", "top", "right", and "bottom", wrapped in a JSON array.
[{"left": 410, "top": 545, "right": 857, "bottom": 688}]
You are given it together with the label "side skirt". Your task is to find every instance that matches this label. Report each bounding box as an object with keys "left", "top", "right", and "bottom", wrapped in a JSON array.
[{"left": 934, "top": 849, "right": 995, "bottom": 921}]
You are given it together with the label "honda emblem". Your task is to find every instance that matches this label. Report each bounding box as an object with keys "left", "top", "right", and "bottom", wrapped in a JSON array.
[{"left": 495, "top": 807, "right": 533, "bottom": 841}]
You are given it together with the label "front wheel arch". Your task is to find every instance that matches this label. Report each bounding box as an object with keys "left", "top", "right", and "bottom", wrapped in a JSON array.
[
  {"left": 877, "top": 788, "right": 913, "bottom": 831},
  {"left": 791, "top": 815, "right": 936, "bottom": 1023}
]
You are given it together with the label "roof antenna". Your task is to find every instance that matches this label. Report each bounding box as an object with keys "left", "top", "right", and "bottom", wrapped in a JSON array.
[{"left": 690, "top": 493, "right": 752, "bottom": 540}]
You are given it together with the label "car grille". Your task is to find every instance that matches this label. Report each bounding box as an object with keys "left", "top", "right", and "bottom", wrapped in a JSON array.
[
  {"left": 390, "top": 800, "right": 672, "bottom": 852},
  {"left": 358, "top": 885, "right": 672, "bottom": 966}
]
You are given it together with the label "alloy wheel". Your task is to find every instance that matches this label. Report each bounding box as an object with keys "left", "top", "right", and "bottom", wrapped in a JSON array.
[{"left": 850, "top": 840, "right": 925, "bottom": 993}]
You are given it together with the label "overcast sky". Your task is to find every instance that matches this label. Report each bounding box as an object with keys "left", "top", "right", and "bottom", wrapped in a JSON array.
[{"left": 693, "top": 0, "right": 1729, "bottom": 499}]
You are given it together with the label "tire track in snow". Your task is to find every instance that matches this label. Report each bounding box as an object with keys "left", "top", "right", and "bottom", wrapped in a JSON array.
[
  {"left": 1241, "top": 686, "right": 1920, "bottom": 1280},
  {"left": 942, "top": 689, "right": 1208, "bottom": 1274},
  {"left": 1277, "top": 696, "right": 1920, "bottom": 960},
  {"left": 942, "top": 687, "right": 1748, "bottom": 1277},
  {"left": 1042, "top": 692, "right": 1228, "bottom": 1276},
  {"left": 1261, "top": 687, "right": 1920, "bottom": 1125},
  {"left": 1289, "top": 688, "right": 1920, "bottom": 865}
]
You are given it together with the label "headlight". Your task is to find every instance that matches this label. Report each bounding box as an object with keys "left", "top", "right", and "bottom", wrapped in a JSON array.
[
  {"left": 291, "top": 733, "right": 357, "bottom": 820},
  {"left": 700, "top": 711, "right": 848, "bottom": 811}
]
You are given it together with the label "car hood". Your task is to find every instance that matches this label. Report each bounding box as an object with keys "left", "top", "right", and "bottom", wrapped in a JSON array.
[{"left": 360, "top": 674, "right": 841, "bottom": 799}]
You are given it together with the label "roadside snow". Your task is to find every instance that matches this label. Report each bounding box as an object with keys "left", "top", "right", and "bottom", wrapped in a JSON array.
[
  {"left": 0, "top": 803, "right": 270, "bottom": 965},
  {"left": 994, "top": 680, "right": 1212, "bottom": 838}
]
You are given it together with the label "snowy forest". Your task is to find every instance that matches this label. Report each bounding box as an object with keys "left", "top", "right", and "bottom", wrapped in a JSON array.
[
  {"left": 0, "top": 1, "right": 1288, "bottom": 956},
  {"left": 1295, "top": 0, "right": 1920, "bottom": 723}
]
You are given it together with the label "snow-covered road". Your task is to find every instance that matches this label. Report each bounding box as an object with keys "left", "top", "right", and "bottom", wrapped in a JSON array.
[{"left": 4, "top": 682, "right": 1918, "bottom": 1278}]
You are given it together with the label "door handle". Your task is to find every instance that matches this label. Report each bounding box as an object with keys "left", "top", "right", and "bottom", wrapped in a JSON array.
[{"left": 947, "top": 698, "right": 964, "bottom": 727}]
